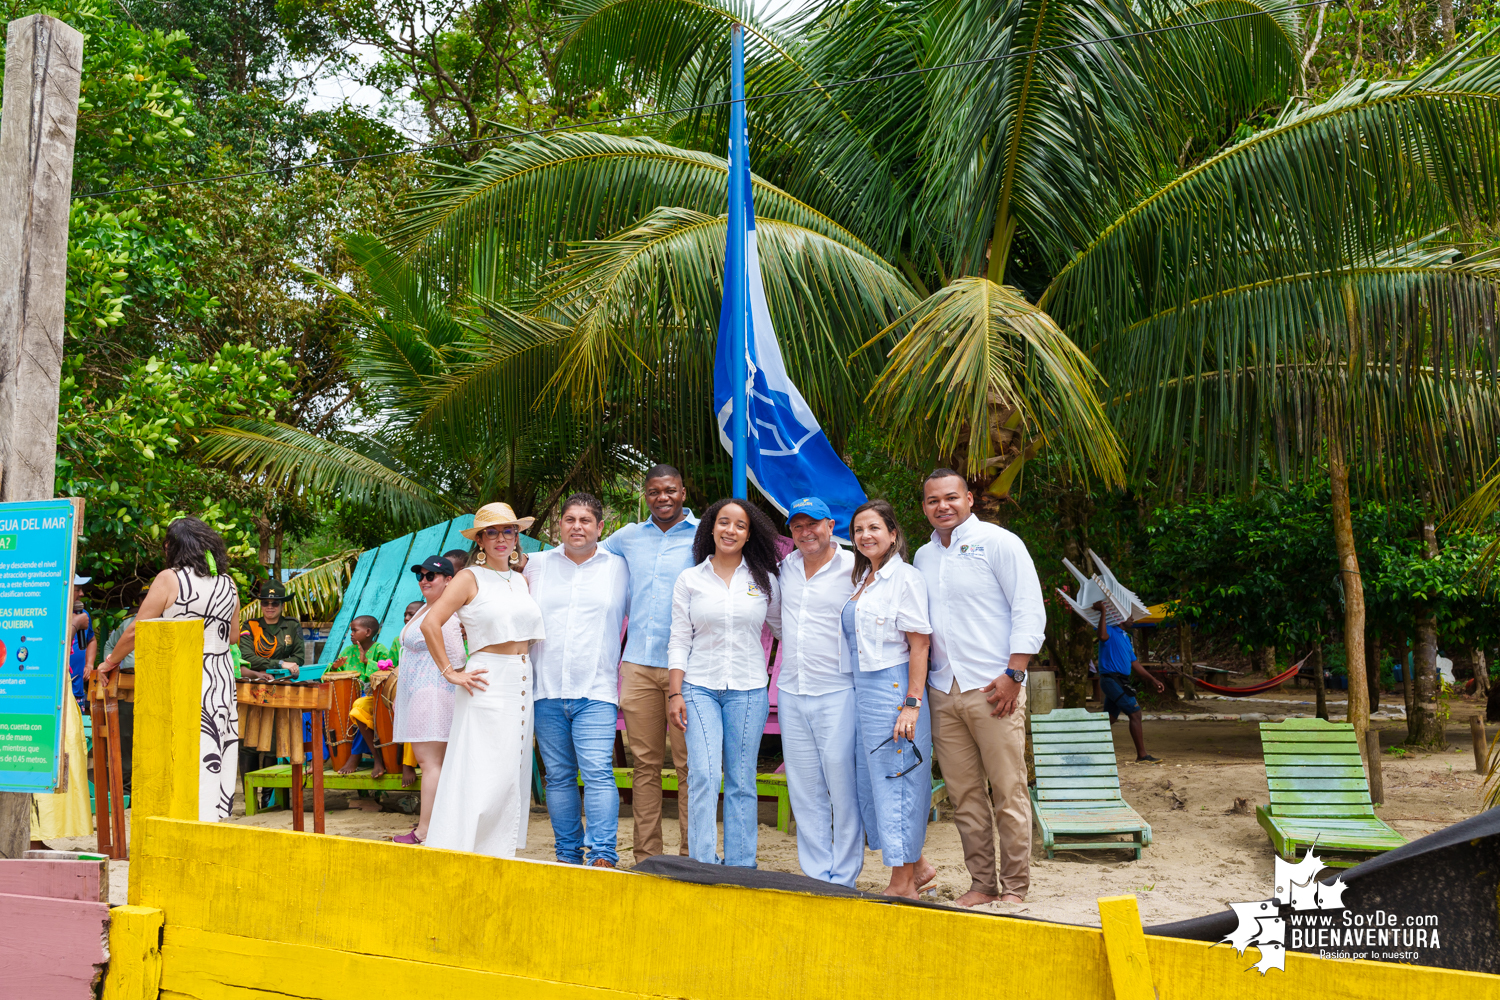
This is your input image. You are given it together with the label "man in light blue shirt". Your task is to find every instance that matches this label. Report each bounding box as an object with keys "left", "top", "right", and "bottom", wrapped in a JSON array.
[{"left": 601, "top": 464, "right": 699, "bottom": 861}]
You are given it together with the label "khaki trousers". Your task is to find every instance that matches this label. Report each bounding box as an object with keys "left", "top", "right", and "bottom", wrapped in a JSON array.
[
  {"left": 620, "top": 661, "right": 690, "bottom": 861},
  {"left": 929, "top": 678, "right": 1030, "bottom": 898}
]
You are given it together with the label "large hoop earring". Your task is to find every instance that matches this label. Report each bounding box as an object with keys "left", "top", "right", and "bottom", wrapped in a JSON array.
[{"left": 475, "top": 549, "right": 487, "bottom": 566}]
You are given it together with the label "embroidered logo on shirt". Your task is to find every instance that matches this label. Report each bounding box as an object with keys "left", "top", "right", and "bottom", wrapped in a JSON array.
[
  {"left": 747, "top": 585, "right": 764, "bottom": 597},
  {"left": 960, "top": 544, "right": 985, "bottom": 556}
]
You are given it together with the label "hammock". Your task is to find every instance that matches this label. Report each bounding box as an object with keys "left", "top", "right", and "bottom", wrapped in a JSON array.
[{"left": 1190, "top": 656, "right": 1307, "bottom": 697}]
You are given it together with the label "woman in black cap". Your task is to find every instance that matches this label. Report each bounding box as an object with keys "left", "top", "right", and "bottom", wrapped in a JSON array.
[{"left": 391, "top": 555, "right": 465, "bottom": 844}]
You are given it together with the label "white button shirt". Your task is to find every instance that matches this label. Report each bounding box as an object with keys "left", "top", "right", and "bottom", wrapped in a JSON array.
[
  {"left": 524, "top": 546, "right": 630, "bottom": 704},
  {"left": 843, "top": 554, "right": 932, "bottom": 672},
  {"left": 778, "top": 546, "right": 855, "bottom": 696},
  {"left": 668, "top": 558, "right": 782, "bottom": 691},
  {"left": 913, "top": 514, "right": 1046, "bottom": 693}
]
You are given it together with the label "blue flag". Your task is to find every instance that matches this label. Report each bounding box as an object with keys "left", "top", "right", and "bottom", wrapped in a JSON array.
[{"left": 713, "top": 24, "right": 866, "bottom": 537}]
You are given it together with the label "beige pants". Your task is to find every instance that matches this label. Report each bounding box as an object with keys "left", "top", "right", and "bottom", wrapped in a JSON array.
[
  {"left": 620, "top": 661, "right": 690, "bottom": 862},
  {"left": 929, "top": 678, "right": 1030, "bottom": 898}
]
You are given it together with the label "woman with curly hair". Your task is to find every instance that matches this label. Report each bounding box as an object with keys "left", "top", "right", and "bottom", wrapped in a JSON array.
[
  {"left": 667, "top": 498, "right": 781, "bottom": 867},
  {"left": 98, "top": 517, "right": 241, "bottom": 821}
]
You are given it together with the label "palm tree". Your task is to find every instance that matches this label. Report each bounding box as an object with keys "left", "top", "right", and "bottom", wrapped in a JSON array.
[{"left": 214, "top": 1, "right": 1500, "bottom": 748}]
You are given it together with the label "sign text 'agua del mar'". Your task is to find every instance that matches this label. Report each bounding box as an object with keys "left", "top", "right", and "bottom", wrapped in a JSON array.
[{"left": 0, "top": 498, "right": 82, "bottom": 792}]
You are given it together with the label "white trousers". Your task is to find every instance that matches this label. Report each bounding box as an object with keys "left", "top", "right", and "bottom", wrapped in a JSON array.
[
  {"left": 426, "top": 652, "right": 533, "bottom": 858},
  {"left": 778, "top": 686, "right": 864, "bottom": 887}
]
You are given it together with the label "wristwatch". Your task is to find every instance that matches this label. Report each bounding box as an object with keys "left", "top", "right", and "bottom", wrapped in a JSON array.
[
  {"left": 1004, "top": 667, "right": 1027, "bottom": 685},
  {"left": 903, "top": 696, "right": 922, "bottom": 709}
]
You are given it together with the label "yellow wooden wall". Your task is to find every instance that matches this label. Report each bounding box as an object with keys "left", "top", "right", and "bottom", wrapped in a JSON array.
[
  {"left": 112, "top": 816, "right": 1500, "bottom": 1000},
  {"left": 107, "top": 619, "right": 1500, "bottom": 1000}
]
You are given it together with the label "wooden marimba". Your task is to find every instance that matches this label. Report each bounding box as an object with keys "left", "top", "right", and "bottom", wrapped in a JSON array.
[{"left": 237, "top": 679, "right": 333, "bottom": 834}]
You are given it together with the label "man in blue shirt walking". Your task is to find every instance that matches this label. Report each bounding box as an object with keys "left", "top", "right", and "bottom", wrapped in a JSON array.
[
  {"left": 1093, "top": 601, "right": 1164, "bottom": 763},
  {"left": 601, "top": 465, "right": 700, "bottom": 861}
]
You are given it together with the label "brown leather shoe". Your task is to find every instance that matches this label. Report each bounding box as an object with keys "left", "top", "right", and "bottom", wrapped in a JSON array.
[{"left": 589, "top": 858, "right": 616, "bottom": 869}]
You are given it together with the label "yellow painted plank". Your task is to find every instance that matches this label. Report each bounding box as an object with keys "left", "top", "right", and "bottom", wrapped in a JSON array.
[
  {"left": 132, "top": 619, "right": 207, "bottom": 857},
  {"left": 131, "top": 818, "right": 1113, "bottom": 1000},
  {"left": 1099, "top": 896, "right": 1156, "bottom": 1000},
  {"left": 101, "top": 905, "right": 164, "bottom": 1000},
  {"left": 158, "top": 925, "right": 646, "bottom": 999}
]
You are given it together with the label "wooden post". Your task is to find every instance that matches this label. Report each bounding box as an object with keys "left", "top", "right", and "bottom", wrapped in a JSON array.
[
  {"left": 130, "top": 619, "right": 204, "bottom": 859},
  {"left": 1365, "top": 728, "right": 1383, "bottom": 805},
  {"left": 0, "top": 13, "right": 84, "bottom": 860},
  {"left": 1471, "top": 716, "right": 1488, "bottom": 774}
]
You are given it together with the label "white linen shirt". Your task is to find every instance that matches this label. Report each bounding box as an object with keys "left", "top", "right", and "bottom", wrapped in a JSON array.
[
  {"left": 668, "top": 558, "right": 782, "bottom": 691},
  {"left": 778, "top": 546, "right": 855, "bottom": 696},
  {"left": 843, "top": 554, "right": 932, "bottom": 672},
  {"left": 914, "top": 514, "right": 1046, "bottom": 693},
  {"left": 523, "top": 546, "right": 630, "bottom": 704}
]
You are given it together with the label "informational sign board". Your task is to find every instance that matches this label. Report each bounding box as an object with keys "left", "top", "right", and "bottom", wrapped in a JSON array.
[{"left": 0, "top": 498, "right": 82, "bottom": 792}]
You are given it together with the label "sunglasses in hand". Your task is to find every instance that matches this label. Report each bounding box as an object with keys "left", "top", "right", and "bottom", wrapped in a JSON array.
[{"left": 870, "top": 734, "right": 924, "bottom": 779}]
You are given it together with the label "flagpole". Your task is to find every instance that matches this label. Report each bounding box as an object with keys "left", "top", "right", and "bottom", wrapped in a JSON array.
[{"left": 729, "top": 22, "right": 749, "bottom": 499}]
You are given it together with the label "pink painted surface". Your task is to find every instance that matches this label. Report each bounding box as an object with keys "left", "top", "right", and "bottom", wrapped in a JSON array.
[
  {"left": 0, "top": 892, "right": 109, "bottom": 998},
  {"left": 0, "top": 859, "right": 105, "bottom": 902}
]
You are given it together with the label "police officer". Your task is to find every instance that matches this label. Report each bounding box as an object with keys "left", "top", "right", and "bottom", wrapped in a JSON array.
[{"left": 239, "top": 581, "right": 306, "bottom": 680}]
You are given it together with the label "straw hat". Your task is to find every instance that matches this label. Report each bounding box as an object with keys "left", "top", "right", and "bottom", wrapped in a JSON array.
[{"left": 460, "top": 502, "right": 536, "bottom": 540}]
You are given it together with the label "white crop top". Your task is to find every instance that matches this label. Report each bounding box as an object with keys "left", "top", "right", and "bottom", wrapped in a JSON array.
[{"left": 457, "top": 566, "right": 546, "bottom": 648}]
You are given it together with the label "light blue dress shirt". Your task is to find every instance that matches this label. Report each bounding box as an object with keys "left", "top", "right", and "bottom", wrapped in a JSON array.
[{"left": 600, "top": 510, "right": 699, "bottom": 668}]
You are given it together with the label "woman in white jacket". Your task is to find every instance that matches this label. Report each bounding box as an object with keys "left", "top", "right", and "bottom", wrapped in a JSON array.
[{"left": 846, "top": 499, "right": 935, "bottom": 898}]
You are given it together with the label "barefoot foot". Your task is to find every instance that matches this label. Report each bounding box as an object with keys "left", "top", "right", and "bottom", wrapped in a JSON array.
[
  {"left": 954, "top": 890, "right": 1000, "bottom": 908},
  {"left": 401, "top": 764, "right": 417, "bottom": 788},
  {"left": 336, "top": 757, "right": 360, "bottom": 776},
  {"left": 371, "top": 759, "right": 387, "bottom": 780},
  {"left": 915, "top": 857, "right": 937, "bottom": 890}
]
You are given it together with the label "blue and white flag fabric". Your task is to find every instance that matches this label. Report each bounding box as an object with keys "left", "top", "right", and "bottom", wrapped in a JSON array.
[{"left": 712, "top": 68, "right": 866, "bottom": 537}]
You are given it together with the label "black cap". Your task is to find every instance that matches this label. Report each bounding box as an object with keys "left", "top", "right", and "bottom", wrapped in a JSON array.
[
  {"left": 257, "top": 580, "right": 288, "bottom": 601},
  {"left": 411, "top": 556, "right": 455, "bottom": 577}
]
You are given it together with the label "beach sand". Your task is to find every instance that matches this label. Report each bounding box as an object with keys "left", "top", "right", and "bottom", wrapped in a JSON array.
[{"left": 53, "top": 715, "right": 1491, "bottom": 926}]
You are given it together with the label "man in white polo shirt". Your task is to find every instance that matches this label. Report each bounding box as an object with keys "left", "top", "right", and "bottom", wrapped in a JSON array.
[
  {"left": 914, "top": 469, "right": 1045, "bottom": 906},
  {"left": 777, "top": 496, "right": 862, "bottom": 886}
]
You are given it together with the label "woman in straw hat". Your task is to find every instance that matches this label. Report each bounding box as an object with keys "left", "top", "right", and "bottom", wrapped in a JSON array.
[{"left": 420, "top": 503, "right": 546, "bottom": 857}]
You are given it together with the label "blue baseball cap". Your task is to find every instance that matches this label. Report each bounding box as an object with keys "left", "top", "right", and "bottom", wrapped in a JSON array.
[{"left": 788, "top": 497, "right": 833, "bottom": 522}]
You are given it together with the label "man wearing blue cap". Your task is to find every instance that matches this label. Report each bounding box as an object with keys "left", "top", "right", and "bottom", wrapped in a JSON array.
[{"left": 778, "top": 496, "right": 863, "bottom": 886}]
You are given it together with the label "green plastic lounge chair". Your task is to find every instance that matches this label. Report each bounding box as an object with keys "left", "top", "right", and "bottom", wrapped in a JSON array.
[
  {"left": 1029, "top": 708, "right": 1152, "bottom": 859},
  {"left": 1256, "top": 718, "right": 1405, "bottom": 867}
]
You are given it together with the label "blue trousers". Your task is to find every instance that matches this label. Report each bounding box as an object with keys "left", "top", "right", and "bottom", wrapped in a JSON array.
[
  {"left": 534, "top": 698, "right": 620, "bottom": 864},
  {"left": 779, "top": 687, "right": 864, "bottom": 886},
  {"left": 682, "top": 682, "right": 769, "bottom": 867},
  {"left": 853, "top": 664, "right": 932, "bottom": 866}
]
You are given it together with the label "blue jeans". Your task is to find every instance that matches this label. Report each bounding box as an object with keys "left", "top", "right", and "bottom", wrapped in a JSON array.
[
  {"left": 534, "top": 698, "right": 620, "bottom": 864},
  {"left": 682, "top": 682, "right": 769, "bottom": 867},
  {"left": 853, "top": 664, "right": 932, "bottom": 866}
]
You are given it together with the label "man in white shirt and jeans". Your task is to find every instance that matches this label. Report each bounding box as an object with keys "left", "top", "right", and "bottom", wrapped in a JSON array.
[
  {"left": 777, "top": 496, "right": 861, "bottom": 886},
  {"left": 524, "top": 492, "right": 630, "bottom": 867},
  {"left": 914, "top": 469, "right": 1046, "bottom": 905}
]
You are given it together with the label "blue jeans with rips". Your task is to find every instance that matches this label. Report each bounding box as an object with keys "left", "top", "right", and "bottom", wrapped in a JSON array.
[{"left": 534, "top": 697, "right": 620, "bottom": 864}]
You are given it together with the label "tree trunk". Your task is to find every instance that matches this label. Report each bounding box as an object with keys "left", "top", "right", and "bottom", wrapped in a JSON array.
[
  {"left": 1367, "top": 632, "right": 1383, "bottom": 712},
  {"left": 1400, "top": 633, "right": 1416, "bottom": 732},
  {"left": 1440, "top": 0, "right": 1456, "bottom": 49},
  {"left": 1475, "top": 646, "right": 1490, "bottom": 700},
  {"left": 1256, "top": 645, "right": 1277, "bottom": 678},
  {"left": 1407, "top": 511, "right": 1446, "bottom": 745},
  {"left": 1179, "top": 625, "right": 1197, "bottom": 699},
  {"left": 1314, "top": 641, "right": 1328, "bottom": 721},
  {"left": 1329, "top": 445, "right": 1371, "bottom": 760}
]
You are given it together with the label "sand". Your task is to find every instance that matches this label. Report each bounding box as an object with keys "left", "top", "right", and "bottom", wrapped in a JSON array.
[{"left": 48, "top": 716, "right": 1491, "bottom": 926}]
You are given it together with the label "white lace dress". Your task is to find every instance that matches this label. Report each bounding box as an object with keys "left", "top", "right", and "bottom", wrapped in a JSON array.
[
  {"left": 393, "top": 606, "right": 463, "bottom": 743},
  {"left": 160, "top": 568, "right": 240, "bottom": 821}
]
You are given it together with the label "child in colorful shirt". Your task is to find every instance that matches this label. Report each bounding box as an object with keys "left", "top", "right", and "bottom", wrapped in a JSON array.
[{"left": 334, "top": 616, "right": 397, "bottom": 777}]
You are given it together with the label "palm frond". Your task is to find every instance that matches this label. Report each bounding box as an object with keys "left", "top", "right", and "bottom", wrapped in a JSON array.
[
  {"left": 241, "top": 550, "right": 361, "bottom": 623},
  {"left": 863, "top": 276, "right": 1125, "bottom": 487},
  {"left": 198, "top": 418, "right": 459, "bottom": 527}
]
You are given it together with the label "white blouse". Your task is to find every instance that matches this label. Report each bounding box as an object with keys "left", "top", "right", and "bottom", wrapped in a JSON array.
[
  {"left": 843, "top": 554, "right": 932, "bottom": 672},
  {"left": 667, "top": 557, "right": 782, "bottom": 691}
]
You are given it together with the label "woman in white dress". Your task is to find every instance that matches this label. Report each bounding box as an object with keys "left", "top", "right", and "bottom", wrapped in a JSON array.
[
  {"left": 421, "top": 503, "right": 545, "bottom": 857},
  {"left": 98, "top": 517, "right": 240, "bottom": 821},
  {"left": 391, "top": 555, "right": 465, "bottom": 845}
]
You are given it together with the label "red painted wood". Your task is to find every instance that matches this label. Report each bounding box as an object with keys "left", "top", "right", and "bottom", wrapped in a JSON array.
[
  {"left": 0, "top": 892, "right": 109, "bottom": 998},
  {"left": 0, "top": 859, "right": 104, "bottom": 901}
]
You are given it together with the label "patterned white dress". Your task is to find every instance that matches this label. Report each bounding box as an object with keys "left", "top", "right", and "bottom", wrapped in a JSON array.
[
  {"left": 393, "top": 606, "right": 463, "bottom": 743},
  {"left": 161, "top": 568, "right": 240, "bottom": 821}
]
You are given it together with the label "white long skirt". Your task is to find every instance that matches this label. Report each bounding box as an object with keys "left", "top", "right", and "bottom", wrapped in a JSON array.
[{"left": 425, "top": 652, "right": 533, "bottom": 857}]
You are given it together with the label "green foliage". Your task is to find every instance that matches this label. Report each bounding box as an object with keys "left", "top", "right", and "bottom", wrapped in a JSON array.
[{"left": 57, "top": 344, "right": 297, "bottom": 605}]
